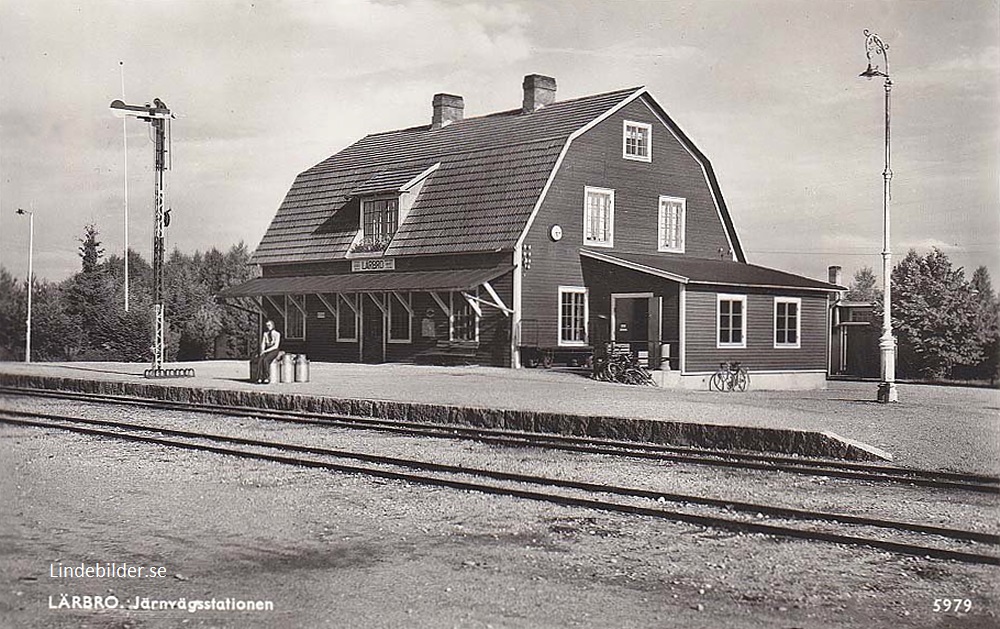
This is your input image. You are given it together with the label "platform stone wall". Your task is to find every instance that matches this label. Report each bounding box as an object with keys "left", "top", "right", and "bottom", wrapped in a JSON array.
[{"left": 0, "top": 373, "right": 889, "bottom": 461}]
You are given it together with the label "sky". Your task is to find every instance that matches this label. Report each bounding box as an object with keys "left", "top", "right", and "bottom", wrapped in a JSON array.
[{"left": 1, "top": 0, "right": 997, "bottom": 289}]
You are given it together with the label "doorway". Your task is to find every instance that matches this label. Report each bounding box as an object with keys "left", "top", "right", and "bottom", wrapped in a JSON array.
[
  {"left": 611, "top": 293, "right": 661, "bottom": 368},
  {"left": 361, "top": 294, "right": 385, "bottom": 363}
]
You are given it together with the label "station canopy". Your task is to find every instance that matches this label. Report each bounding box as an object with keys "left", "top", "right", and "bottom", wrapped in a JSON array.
[
  {"left": 218, "top": 265, "right": 513, "bottom": 298},
  {"left": 581, "top": 250, "right": 843, "bottom": 292}
]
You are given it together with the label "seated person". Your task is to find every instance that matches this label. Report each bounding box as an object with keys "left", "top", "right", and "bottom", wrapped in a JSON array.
[{"left": 255, "top": 319, "right": 282, "bottom": 384}]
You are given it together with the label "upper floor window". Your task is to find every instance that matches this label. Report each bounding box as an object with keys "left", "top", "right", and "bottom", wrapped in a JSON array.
[
  {"left": 360, "top": 197, "right": 398, "bottom": 252},
  {"left": 774, "top": 297, "right": 801, "bottom": 348},
  {"left": 717, "top": 294, "right": 747, "bottom": 349},
  {"left": 658, "top": 196, "right": 686, "bottom": 253},
  {"left": 583, "top": 186, "right": 614, "bottom": 247},
  {"left": 623, "top": 121, "right": 652, "bottom": 162}
]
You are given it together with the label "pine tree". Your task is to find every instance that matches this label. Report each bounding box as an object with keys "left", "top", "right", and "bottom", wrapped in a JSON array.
[
  {"left": 0, "top": 267, "right": 27, "bottom": 360},
  {"left": 969, "top": 266, "right": 999, "bottom": 383},
  {"left": 78, "top": 225, "right": 105, "bottom": 274}
]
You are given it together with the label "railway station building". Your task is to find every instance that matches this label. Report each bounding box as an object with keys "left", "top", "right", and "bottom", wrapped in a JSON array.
[{"left": 222, "top": 75, "right": 843, "bottom": 389}]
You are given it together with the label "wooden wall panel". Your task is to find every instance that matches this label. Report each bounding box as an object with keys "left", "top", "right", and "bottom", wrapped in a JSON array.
[
  {"left": 684, "top": 288, "right": 829, "bottom": 373},
  {"left": 522, "top": 95, "right": 736, "bottom": 347}
]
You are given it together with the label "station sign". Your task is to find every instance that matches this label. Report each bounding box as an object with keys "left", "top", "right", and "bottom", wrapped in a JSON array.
[{"left": 351, "top": 258, "right": 396, "bottom": 273}]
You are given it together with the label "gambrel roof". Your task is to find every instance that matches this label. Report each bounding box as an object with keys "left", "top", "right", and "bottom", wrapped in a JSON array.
[{"left": 251, "top": 86, "right": 745, "bottom": 265}]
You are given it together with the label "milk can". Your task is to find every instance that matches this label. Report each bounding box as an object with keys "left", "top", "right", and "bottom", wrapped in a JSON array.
[
  {"left": 268, "top": 358, "right": 281, "bottom": 384},
  {"left": 279, "top": 353, "right": 295, "bottom": 383},
  {"left": 294, "top": 354, "right": 310, "bottom": 383}
]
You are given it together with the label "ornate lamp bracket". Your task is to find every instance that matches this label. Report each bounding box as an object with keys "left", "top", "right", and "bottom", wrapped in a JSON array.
[{"left": 861, "top": 29, "right": 890, "bottom": 81}]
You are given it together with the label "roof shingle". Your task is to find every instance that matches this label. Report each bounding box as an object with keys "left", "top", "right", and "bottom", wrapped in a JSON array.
[{"left": 251, "top": 87, "right": 640, "bottom": 265}]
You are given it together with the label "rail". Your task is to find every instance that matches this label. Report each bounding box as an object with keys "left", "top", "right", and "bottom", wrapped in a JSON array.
[{"left": 2, "top": 407, "right": 997, "bottom": 566}]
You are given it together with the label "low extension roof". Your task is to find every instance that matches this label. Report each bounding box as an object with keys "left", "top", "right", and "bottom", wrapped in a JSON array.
[
  {"left": 219, "top": 265, "right": 512, "bottom": 297},
  {"left": 581, "top": 250, "right": 844, "bottom": 292},
  {"left": 252, "top": 86, "right": 745, "bottom": 265}
]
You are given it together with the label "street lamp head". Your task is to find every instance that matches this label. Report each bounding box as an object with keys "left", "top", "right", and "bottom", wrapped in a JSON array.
[
  {"left": 859, "top": 63, "right": 888, "bottom": 79},
  {"left": 16, "top": 208, "right": 26, "bottom": 215},
  {"left": 862, "top": 29, "right": 890, "bottom": 79}
]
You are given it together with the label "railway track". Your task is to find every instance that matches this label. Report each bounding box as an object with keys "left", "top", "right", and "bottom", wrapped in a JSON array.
[
  {"left": 1, "top": 407, "right": 998, "bottom": 566},
  {"left": 1, "top": 385, "right": 997, "bottom": 494}
]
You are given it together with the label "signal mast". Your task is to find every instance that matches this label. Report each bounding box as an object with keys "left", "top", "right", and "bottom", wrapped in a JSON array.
[{"left": 110, "top": 98, "right": 193, "bottom": 378}]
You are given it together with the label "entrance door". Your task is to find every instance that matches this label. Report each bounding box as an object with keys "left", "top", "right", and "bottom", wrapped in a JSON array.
[
  {"left": 361, "top": 294, "right": 385, "bottom": 363},
  {"left": 614, "top": 297, "right": 649, "bottom": 345},
  {"left": 612, "top": 293, "right": 661, "bottom": 368}
]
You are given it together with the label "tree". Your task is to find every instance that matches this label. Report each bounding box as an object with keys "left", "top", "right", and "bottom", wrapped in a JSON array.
[
  {"left": 846, "top": 266, "right": 878, "bottom": 302},
  {"left": 78, "top": 224, "right": 105, "bottom": 274},
  {"left": 3, "top": 222, "right": 259, "bottom": 363},
  {"left": 65, "top": 225, "right": 113, "bottom": 358},
  {"left": 0, "top": 267, "right": 26, "bottom": 360},
  {"left": 29, "top": 282, "right": 79, "bottom": 361},
  {"left": 969, "top": 266, "right": 999, "bottom": 383},
  {"left": 888, "top": 249, "right": 989, "bottom": 380}
]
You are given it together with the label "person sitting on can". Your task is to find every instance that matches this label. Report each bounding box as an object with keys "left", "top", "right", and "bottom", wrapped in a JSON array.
[{"left": 256, "top": 319, "right": 282, "bottom": 384}]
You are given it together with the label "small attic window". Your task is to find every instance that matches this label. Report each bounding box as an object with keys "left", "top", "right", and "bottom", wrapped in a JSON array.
[
  {"left": 358, "top": 197, "right": 398, "bottom": 252},
  {"left": 623, "top": 120, "right": 652, "bottom": 162}
]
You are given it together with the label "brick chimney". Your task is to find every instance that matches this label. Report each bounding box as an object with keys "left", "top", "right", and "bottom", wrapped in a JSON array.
[
  {"left": 828, "top": 265, "right": 843, "bottom": 287},
  {"left": 522, "top": 74, "right": 556, "bottom": 113},
  {"left": 431, "top": 93, "right": 464, "bottom": 129}
]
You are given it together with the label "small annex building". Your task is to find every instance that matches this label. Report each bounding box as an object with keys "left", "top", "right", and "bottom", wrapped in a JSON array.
[{"left": 222, "top": 75, "right": 844, "bottom": 389}]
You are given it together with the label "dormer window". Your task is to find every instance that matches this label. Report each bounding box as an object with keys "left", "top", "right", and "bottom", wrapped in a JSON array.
[
  {"left": 359, "top": 197, "right": 398, "bottom": 252},
  {"left": 623, "top": 121, "right": 652, "bottom": 162}
]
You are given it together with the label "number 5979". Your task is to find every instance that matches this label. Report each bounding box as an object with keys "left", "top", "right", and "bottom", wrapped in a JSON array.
[{"left": 933, "top": 599, "right": 972, "bottom": 613}]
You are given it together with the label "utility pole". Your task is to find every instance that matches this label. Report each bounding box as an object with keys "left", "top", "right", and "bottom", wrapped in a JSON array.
[
  {"left": 120, "top": 61, "right": 130, "bottom": 312},
  {"left": 15, "top": 207, "right": 33, "bottom": 362},
  {"left": 110, "top": 98, "right": 193, "bottom": 378}
]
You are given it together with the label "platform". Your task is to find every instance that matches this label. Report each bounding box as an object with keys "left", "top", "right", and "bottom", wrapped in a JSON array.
[{"left": 1, "top": 361, "right": 997, "bottom": 472}]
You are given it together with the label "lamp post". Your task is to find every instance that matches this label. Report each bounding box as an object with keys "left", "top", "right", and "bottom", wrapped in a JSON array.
[
  {"left": 860, "top": 29, "right": 898, "bottom": 403},
  {"left": 15, "top": 207, "right": 33, "bottom": 363}
]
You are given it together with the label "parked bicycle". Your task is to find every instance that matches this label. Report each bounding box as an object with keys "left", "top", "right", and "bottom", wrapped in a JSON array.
[
  {"left": 593, "top": 351, "right": 656, "bottom": 386},
  {"left": 709, "top": 361, "right": 750, "bottom": 392}
]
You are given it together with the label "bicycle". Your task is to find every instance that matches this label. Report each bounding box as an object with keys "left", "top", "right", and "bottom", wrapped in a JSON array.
[
  {"left": 709, "top": 361, "right": 750, "bottom": 392},
  {"left": 593, "top": 351, "right": 655, "bottom": 386}
]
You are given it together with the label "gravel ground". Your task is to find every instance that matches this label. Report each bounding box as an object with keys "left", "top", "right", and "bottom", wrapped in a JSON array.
[
  {"left": 4, "top": 395, "right": 997, "bottom": 542},
  {"left": 1, "top": 361, "right": 997, "bottom": 474},
  {"left": 1, "top": 401, "right": 997, "bottom": 628}
]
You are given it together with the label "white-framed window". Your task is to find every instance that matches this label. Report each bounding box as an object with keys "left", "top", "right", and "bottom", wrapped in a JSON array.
[
  {"left": 450, "top": 291, "right": 479, "bottom": 342},
  {"left": 360, "top": 197, "right": 399, "bottom": 250},
  {"left": 583, "top": 186, "right": 614, "bottom": 247},
  {"left": 717, "top": 294, "right": 747, "bottom": 349},
  {"left": 285, "top": 294, "right": 306, "bottom": 340},
  {"left": 623, "top": 120, "right": 652, "bottom": 162},
  {"left": 336, "top": 293, "right": 359, "bottom": 342},
  {"left": 388, "top": 292, "right": 413, "bottom": 343},
  {"left": 774, "top": 297, "right": 801, "bottom": 348},
  {"left": 558, "top": 286, "right": 588, "bottom": 346},
  {"left": 658, "top": 196, "right": 686, "bottom": 253}
]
